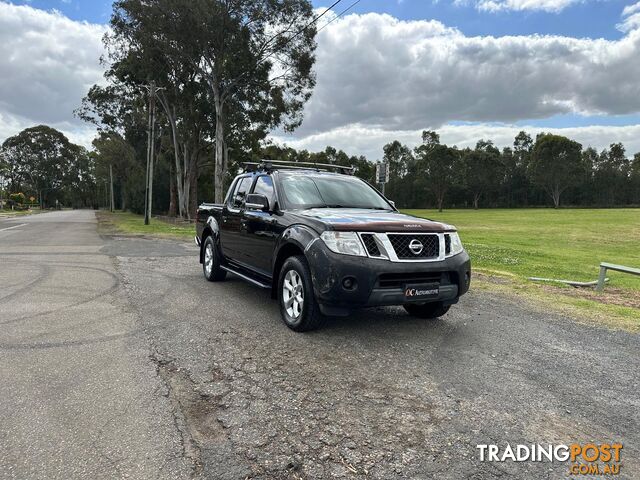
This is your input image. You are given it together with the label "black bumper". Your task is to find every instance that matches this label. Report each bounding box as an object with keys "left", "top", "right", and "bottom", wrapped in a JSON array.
[{"left": 305, "top": 240, "right": 471, "bottom": 316}]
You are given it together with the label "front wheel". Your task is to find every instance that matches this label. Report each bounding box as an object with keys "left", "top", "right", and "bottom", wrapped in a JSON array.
[
  {"left": 202, "top": 236, "right": 227, "bottom": 282},
  {"left": 278, "top": 255, "right": 324, "bottom": 332},
  {"left": 403, "top": 302, "right": 450, "bottom": 319}
]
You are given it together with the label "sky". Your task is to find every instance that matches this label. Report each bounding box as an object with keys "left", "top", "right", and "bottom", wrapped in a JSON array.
[{"left": 2, "top": 0, "right": 640, "bottom": 159}]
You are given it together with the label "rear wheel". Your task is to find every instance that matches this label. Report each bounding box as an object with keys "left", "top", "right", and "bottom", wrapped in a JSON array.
[
  {"left": 202, "top": 236, "right": 227, "bottom": 282},
  {"left": 278, "top": 255, "right": 324, "bottom": 332},
  {"left": 404, "top": 302, "right": 450, "bottom": 319}
]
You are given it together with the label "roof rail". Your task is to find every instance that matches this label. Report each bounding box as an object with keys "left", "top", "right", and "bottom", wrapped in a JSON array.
[{"left": 242, "top": 159, "right": 355, "bottom": 175}]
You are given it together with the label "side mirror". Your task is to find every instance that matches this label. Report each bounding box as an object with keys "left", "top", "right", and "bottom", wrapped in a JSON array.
[
  {"left": 245, "top": 193, "right": 270, "bottom": 212},
  {"left": 388, "top": 200, "right": 396, "bottom": 208}
]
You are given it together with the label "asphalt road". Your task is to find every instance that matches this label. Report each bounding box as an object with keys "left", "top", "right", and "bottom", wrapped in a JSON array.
[{"left": 0, "top": 210, "right": 638, "bottom": 480}]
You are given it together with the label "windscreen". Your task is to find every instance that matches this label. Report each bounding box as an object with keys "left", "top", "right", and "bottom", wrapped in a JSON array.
[{"left": 280, "top": 175, "right": 392, "bottom": 210}]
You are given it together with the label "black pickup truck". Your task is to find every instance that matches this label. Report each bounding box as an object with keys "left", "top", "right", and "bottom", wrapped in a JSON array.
[{"left": 196, "top": 161, "right": 471, "bottom": 331}]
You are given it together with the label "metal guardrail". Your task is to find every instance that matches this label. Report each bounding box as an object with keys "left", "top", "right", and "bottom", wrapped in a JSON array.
[{"left": 596, "top": 262, "right": 640, "bottom": 292}]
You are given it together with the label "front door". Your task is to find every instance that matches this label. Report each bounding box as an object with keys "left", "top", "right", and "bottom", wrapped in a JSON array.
[
  {"left": 219, "top": 175, "right": 252, "bottom": 263},
  {"left": 241, "top": 175, "right": 278, "bottom": 276}
]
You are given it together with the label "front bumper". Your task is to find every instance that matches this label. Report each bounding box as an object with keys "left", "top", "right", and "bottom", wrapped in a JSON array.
[{"left": 305, "top": 240, "right": 471, "bottom": 316}]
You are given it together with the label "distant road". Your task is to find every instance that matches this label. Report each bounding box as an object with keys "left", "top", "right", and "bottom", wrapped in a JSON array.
[{"left": 0, "top": 210, "right": 638, "bottom": 479}]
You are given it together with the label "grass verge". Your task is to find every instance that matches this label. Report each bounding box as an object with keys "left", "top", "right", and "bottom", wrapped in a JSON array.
[
  {"left": 97, "top": 210, "right": 195, "bottom": 241},
  {"left": 0, "top": 208, "right": 44, "bottom": 217},
  {"left": 405, "top": 208, "right": 640, "bottom": 331}
]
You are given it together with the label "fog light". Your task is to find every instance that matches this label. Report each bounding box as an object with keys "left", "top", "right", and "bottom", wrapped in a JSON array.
[{"left": 342, "top": 277, "right": 357, "bottom": 291}]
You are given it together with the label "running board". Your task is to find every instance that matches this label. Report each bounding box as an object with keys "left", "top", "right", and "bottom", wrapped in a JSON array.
[{"left": 221, "top": 266, "right": 271, "bottom": 289}]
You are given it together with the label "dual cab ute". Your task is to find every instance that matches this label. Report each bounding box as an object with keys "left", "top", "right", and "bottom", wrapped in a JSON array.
[{"left": 196, "top": 160, "right": 471, "bottom": 331}]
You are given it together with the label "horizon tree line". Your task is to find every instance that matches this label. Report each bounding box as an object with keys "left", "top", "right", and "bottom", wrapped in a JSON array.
[{"left": 2, "top": 124, "right": 639, "bottom": 212}]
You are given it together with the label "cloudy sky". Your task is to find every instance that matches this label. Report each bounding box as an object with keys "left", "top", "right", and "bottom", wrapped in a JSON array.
[{"left": 2, "top": 0, "right": 640, "bottom": 159}]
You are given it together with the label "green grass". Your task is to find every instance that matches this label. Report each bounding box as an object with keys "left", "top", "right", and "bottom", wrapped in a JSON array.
[
  {"left": 404, "top": 208, "right": 640, "bottom": 328},
  {"left": 0, "top": 208, "right": 43, "bottom": 217},
  {"left": 97, "top": 210, "right": 195, "bottom": 240}
]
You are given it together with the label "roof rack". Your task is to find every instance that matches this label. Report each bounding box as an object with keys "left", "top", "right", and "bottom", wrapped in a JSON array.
[{"left": 242, "top": 159, "right": 356, "bottom": 175}]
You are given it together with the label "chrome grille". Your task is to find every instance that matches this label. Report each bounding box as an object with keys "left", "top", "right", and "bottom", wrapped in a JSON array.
[
  {"left": 360, "top": 233, "right": 380, "bottom": 257},
  {"left": 387, "top": 234, "right": 439, "bottom": 259}
]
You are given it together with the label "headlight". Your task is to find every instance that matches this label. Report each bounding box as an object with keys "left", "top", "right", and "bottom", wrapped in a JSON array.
[
  {"left": 320, "top": 231, "right": 366, "bottom": 257},
  {"left": 448, "top": 231, "right": 464, "bottom": 256}
]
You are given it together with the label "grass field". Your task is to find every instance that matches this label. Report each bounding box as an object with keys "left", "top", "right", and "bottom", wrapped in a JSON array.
[
  {"left": 405, "top": 208, "right": 640, "bottom": 328},
  {"left": 97, "top": 210, "right": 194, "bottom": 240}
]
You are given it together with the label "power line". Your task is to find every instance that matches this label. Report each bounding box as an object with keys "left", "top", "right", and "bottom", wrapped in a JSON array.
[
  {"left": 266, "top": 0, "right": 364, "bottom": 85},
  {"left": 246, "top": 0, "right": 344, "bottom": 80},
  {"left": 316, "top": 0, "right": 362, "bottom": 34}
]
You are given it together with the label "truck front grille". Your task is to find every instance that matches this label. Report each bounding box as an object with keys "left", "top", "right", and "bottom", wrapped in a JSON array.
[
  {"left": 387, "top": 234, "right": 439, "bottom": 259},
  {"left": 357, "top": 232, "right": 454, "bottom": 262}
]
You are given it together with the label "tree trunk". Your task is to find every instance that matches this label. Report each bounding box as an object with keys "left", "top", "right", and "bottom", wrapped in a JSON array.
[
  {"left": 168, "top": 161, "right": 176, "bottom": 217},
  {"left": 550, "top": 184, "right": 561, "bottom": 208},
  {"left": 473, "top": 193, "right": 480, "bottom": 210},
  {"left": 213, "top": 88, "right": 225, "bottom": 204},
  {"left": 109, "top": 164, "right": 114, "bottom": 212},
  {"left": 189, "top": 161, "right": 198, "bottom": 218},
  {"left": 121, "top": 187, "right": 126, "bottom": 212},
  {"left": 437, "top": 193, "right": 444, "bottom": 212},
  {"left": 182, "top": 145, "right": 191, "bottom": 220},
  {"left": 156, "top": 95, "right": 186, "bottom": 218}
]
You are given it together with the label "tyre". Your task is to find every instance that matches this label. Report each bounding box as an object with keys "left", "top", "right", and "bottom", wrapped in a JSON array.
[
  {"left": 278, "top": 255, "right": 324, "bottom": 332},
  {"left": 403, "top": 302, "right": 450, "bottom": 319},
  {"left": 202, "top": 235, "right": 227, "bottom": 282}
]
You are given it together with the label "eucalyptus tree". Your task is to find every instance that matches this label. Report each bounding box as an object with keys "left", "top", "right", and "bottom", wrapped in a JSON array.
[
  {"left": 529, "top": 133, "right": 584, "bottom": 208},
  {"left": 109, "top": 0, "right": 317, "bottom": 203},
  {"left": 461, "top": 140, "right": 502, "bottom": 209},
  {"left": 415, "top": 143, "right": 458, "bottom": 212},
  {"left": 1, "top": 126, "right": 94, "bottom": 207}
]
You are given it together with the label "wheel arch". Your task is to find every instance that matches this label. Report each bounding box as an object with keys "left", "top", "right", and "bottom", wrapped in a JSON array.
[
  {"left": 271, "top": 224, "right": 319, "bottom": 298},
  {"left": 199, "top": 216, "right": 220, "bottom": 264}
]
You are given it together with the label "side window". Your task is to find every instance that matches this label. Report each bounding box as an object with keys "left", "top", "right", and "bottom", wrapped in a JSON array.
[
  {"left": 252, "top": 175, "right": 275, "bottom": 206},
  {"left": 229, "top": 176, "right": 251, "bottom": 209}
]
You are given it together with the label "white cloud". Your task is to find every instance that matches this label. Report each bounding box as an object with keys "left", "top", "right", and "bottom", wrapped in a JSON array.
[
  {"left": 0, "top": 2, "right": 106, "bottom": 147},
  {"left": 296, "top": 12, "right": 640, "bottom": 138},
  {"left": 274, "top": 123, "right": 640, "bottom": 160},
  {"left": 472, "top": 0, "right": 583, "bottom": 13},
  {"left": 2, "top": 2, "right": 640, "bottom": 162},
  {"left": 618, "top": 1, "right": 640, "bottom": 32}
]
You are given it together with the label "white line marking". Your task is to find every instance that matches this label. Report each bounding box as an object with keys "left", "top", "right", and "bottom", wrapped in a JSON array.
[{"left": 0, "top": 223, "right": 27, "bottom": 232}]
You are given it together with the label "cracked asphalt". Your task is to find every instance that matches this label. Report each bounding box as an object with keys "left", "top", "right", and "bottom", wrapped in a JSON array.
[{"left": 1, "top": 210, "right": 638, "bottom": 479}]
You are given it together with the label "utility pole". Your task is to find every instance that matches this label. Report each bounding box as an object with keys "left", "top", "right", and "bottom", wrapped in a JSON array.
[
  {"left": 143, "top": 81, "right": 163, "bottom": 225},
  {"left": 109, "top": 164, "right": 115, "bottom": 212}
]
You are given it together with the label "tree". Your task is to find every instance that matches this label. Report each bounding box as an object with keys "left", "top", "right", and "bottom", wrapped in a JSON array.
[
  {"left": 92, "top": 132, "right": 138, "bottom": 211},
  {"left": 1, "top": 126, "right": 94, "bottom": 208},
  {"left": 382, "top": 141, "right": 414, "bottom": 206},
  {"left": 109, "top": 0, "right": 317, "bottom": 204},
  {"left": 415, "top": 143, "right": 458, "bottom": 212},
  {"left": 461, "top": 140, "right": 502, "bottom": 209},
  {"left": 593, "top": 143, "right": 631, "bottom": 206},
  {"left": 529, "top": 133, "right": 584, "bottom": 208},
  {"left": 631, "top": 153, "right": 640, "bottom": 204}
]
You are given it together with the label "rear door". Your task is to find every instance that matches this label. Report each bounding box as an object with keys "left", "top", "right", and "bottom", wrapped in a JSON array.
[
  {"left": 220, "top": 175, "right": 252, "bottom": 262},
  {"left": 241, "top": 175, "right": 279, "bottom": 275}
]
